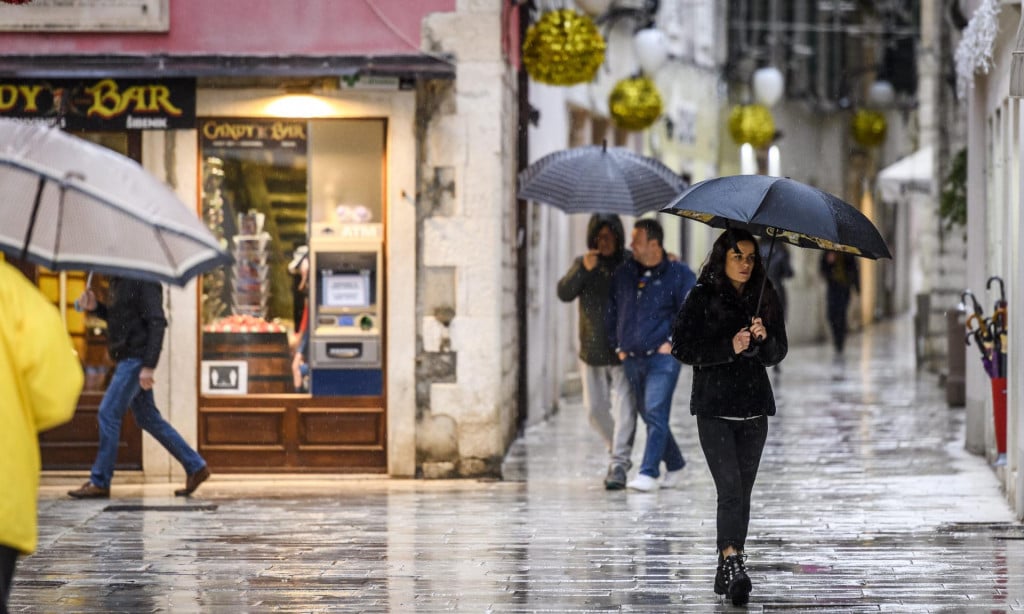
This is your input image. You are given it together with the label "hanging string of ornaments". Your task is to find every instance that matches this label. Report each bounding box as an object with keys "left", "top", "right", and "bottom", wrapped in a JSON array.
[
  {"left": 609, "top": 76, "right": 662, "bottom": 131},
  {"left": 728, "top": 104, "right": 775, "bottom": 149},
  {"left": 728, "top": 67, "right": 784, "bottom": 149},
  {"left": 521, "top": 4, "right": 670, "bottom": 132},
  {"left": 521, "top": 9, "right": 606, "bottom": 86},
  {"left": 851, "top": 109, "right": 887, "bottom": 148}
]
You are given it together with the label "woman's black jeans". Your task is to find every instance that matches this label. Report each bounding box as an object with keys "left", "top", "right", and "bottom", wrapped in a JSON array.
[{"left": 697, "top": 415, "right": 768, "bottom": 553}]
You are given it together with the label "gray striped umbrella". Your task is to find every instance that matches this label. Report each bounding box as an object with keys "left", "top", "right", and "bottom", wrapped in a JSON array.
[
  {"left": 0, "top": 118, "right": 230, "bottom": 286},
  {"left": 517, "top": 143, "right": 687, "bottom": 215}
]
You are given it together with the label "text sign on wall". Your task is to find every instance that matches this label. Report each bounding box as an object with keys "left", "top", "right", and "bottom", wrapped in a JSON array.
[
  {"left": 199, "top": 118, "right": 309, "bottom": 154},
  {"left": 0, "top": 78, "right": 196, "bottom": 130},
  {"left": 0, "top": 0, "right": 168, "bottom": 32}
]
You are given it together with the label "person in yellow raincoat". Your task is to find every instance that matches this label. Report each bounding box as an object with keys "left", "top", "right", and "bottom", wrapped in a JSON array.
[{"left": 0, "top": 259, "right": 83, "bottom": 609}]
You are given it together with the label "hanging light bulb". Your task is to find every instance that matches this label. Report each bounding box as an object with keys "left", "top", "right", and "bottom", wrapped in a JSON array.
[
  {"left": 752, "top": 67, "right": 785, "bottom": 108},
  {"left": 574, "top": 0, "right": 612, "bottom": 16},
  {"left": 634, "top": 28, "right": 670, "bottom": 75}
]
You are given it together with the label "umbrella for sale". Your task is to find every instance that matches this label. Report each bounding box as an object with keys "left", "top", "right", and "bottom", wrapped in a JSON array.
[
  {"left": 661, "top": 174, "right": 891, "bottom": 317},
  {"left": 0, "top": 118, "right": 230, "bottom": 286},
  {"left": 517, "top": 141, "right": 688, "bottom": 216},
  {"left": 962, "top": 290, "right": 996, "bottom": 376}
]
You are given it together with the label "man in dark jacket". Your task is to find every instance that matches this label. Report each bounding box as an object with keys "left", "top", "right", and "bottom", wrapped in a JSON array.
[
  {"left": 68, "top": 277, "right": 211, "bottom": 499},
  {"left": 558, "top": 214, "right": 636, "bottom": 490},
  {"left": 608, "top": 218, "right": 696, "bottom": 492}
]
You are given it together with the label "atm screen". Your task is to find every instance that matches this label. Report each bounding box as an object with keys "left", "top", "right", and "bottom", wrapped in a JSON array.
[{"left": 321, "top": 270, "right": 372, "bottom": 308}]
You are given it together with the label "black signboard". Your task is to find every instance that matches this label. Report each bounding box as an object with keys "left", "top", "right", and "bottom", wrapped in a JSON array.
[{"left": 0, "top": 78, "right": 195, "bottom": 130}]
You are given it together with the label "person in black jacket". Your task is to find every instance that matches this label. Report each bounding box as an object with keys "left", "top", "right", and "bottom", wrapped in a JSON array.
[
  {"left": 671, "top": 229, "right": 788, "bottom": 606},
  {"left": 68, "top": 277, "right": 211, "bottom": 499},
  {"left": 557, "top": 214, "right": 637, "bottom": 490}
]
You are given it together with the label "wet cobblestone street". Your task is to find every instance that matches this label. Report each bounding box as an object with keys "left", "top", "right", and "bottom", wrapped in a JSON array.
[{"left": 14, "top": 315, "right": 1024, "bottom": 612}]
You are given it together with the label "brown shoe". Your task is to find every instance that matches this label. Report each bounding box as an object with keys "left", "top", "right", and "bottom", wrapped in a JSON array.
[
  {"left": 174, "top": 466, "right": 211, "bottom": 497},
  {"left": 67, "top": 481, "right": 110, "bottom": 499}
]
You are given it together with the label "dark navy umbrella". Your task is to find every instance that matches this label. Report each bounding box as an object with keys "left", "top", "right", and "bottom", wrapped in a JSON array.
[
  {"left": 661, "top": 174, "right": 892, "bottom": 317},
  {"left": 661, "top": 174, "right": 892, "bottom": 259},
  {"left": 517, "top": 142, "right": 688, "bottom": 215}
]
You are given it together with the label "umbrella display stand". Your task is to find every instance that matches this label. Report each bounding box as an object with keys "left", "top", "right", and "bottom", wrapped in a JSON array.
[{"left": 991, "top": 377, "right": 1007, "bottom": 465}]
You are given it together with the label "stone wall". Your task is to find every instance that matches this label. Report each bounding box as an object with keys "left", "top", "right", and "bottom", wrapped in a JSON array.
[{"left": 415, "top": 4, "right": 519, "bottom": 477}]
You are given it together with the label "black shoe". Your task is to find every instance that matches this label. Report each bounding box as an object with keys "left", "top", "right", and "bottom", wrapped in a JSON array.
[
  {"left": 604, "top": 464, "right": 627, "bottom": 490},
  {"left": 722, "top": 553, "right": 751, "bottom": 606},
  {"left": 714, "top": 555, "right": 727, "bottom": 595}
]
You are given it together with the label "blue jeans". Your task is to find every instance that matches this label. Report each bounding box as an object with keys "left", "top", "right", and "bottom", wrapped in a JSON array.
[
  {"left": 90, "top": 358, "right": 206, "bottom": 488},
  {"left": 624, "top": 353, "right": 684, "bottom": 478}
]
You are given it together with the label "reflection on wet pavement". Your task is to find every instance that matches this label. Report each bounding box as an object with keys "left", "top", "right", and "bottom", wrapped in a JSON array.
[{"left": 14, "top": 315, "right": 1024, "bottom": 612}]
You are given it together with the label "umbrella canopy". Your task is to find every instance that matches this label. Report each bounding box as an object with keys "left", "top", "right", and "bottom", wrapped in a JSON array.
[
  {"left": 660, "top": 174, "right": 892, "bottom": 260},
  {"left": 517, "top": 143, "right": 688, "bottom": 215},
  {"left": 0, "top": 118, "right": 230, "bottom": 286}
]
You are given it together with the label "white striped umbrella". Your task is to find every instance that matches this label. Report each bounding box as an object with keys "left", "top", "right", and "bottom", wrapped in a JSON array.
[
  {"left": 517, "top": 142, "right": 687, "bottom": 215},
  {"left": 0, "top": 118, "right": 230, "bottom": 286}
]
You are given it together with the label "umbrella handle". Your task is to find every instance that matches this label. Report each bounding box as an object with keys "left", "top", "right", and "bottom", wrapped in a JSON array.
[
  {"left": 987, "top": 276, "right": 1005, "bottom": 304},
  {"left": 961, "top": 290, "right": 985, "bottom": 318}
]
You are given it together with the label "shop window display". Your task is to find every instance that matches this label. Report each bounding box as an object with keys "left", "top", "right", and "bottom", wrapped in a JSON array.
[
  {"left": 198, "top": 117, "right": 385, "bottom": 397},
  {"left": 199, "top": 118, "right": 307, "bottom": 394}
]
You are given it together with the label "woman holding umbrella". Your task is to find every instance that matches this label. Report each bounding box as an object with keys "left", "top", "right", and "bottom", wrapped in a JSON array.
[{"left": 671, "top": 228, "right": 788, "bottom": 606}]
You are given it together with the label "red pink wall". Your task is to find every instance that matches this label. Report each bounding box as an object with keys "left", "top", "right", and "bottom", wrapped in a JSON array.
[{"left": 0, "top": 0, "right": 456, "bottom": 55}]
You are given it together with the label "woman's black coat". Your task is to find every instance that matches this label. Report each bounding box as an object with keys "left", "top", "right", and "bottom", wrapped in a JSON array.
[{"left": 671, "top": 281, "right": 788, "bottom": 418}]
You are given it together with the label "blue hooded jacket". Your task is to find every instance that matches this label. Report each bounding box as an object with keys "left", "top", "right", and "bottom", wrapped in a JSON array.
[{"left": 608, "top": 256, "right": 696, "bottom": 355}]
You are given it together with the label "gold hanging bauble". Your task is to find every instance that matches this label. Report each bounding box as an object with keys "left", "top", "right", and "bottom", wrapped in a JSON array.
[
  {"left": 609, "top": 76, "right": 663, "bottom": 131},
  {"left": 522, "top": 9, "right": 606, "bottom": 86},
  {"left": 728, "top": 104, "right": 775, "bottom": 149},
  {"left": 851, "top": 109, "right": 887, "bottom": 148}
]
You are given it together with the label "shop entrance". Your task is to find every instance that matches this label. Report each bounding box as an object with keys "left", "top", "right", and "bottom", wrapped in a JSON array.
[{"left": 195, "top": 118, "right": 387, "bottom": 472}]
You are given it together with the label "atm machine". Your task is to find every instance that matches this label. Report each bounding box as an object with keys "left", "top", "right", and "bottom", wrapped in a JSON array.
[{"left": 308, "top": 224, "right": 383, "bottom": 396}]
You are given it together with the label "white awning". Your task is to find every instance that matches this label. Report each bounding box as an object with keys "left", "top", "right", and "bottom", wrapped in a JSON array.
[{"left": 877, "top": 146, "right": 933, "bottom": 202}]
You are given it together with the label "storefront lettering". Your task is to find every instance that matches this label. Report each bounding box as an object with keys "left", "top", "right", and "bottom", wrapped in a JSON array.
[
  {"left": 85, "top": 79, "right": 183, "bottom": 119},
  {"left": 202, "top": 121, "right": 261, "bottom": 141},
  {"left": 0, "top": 84, "right": 45, "bottom": 112},
  {"left": 271, "top": 122, "right": 306, "bottom": 140}
]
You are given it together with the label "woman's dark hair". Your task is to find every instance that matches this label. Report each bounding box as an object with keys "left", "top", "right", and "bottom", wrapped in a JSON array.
[
  {"left": 698, "top": 228, "right": 779, "bottom": 320},
  {"left": 586, "top": 213, "right": 625, "bottom": 260}
]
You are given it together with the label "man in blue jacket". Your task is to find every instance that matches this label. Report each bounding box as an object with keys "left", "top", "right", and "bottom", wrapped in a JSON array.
[{"left": 608, "top": 219, "right": 696, "bottom": 492}]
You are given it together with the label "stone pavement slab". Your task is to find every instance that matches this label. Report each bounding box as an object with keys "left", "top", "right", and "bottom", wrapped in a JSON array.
[{"left": 12, "top": 315, "right": 1024, "bottom": 612}]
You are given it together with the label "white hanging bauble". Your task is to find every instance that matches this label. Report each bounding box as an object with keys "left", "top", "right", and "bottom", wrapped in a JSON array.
[
  {"left": 752, "top": 66, "right": 785, "bottom": 107},
  {"left": 634, "top": 28, "right": 670, "bottom": 75},
  {"left": 574, "top": 0, "right": 612, "bottom": 16},
  {"left": 867, "top": 80, "right": 896, "bottom": 108}
]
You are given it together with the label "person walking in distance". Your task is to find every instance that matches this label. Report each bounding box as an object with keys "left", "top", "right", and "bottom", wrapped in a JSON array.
[
  {"left": 1, "top": 260, "right": 83, "bottom": 610},
  {"left": 819, "top": 250, "right": 859, "bottom": 354},
  {"left": 671, "top": 229, "right": 788, "bottom": 606},
  {"left": 557, "top": 214, "right": 637, "bottom": 490},
  {"left": 608, "top": 218, "right": 696, "bottom": 492},
  {"left": 68, "top": 277, "right": 211, "bottom": 499}
]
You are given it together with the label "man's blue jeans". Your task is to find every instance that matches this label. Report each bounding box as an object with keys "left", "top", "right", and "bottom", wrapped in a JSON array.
[
  {"left": 624, "top": 353, "right": 684, "bottom": 478},
  {"left": 90, "top": 358, "right": 206, "bottom": 488}
]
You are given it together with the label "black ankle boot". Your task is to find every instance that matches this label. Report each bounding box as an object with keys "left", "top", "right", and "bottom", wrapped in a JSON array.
[
  {"left": 722, "top": 553, "right": 751, "bottom": 606},
  {"left": 714, "top": 554, "right": 727, "bottom": 595}
]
